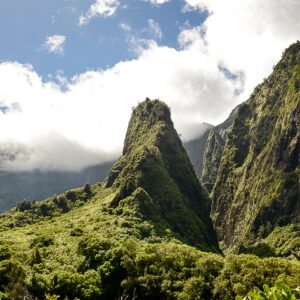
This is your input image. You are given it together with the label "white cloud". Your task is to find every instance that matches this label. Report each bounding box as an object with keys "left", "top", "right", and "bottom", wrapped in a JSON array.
[
  {"left": 0, "top": 42, "right": 240, "bottom": 171},
  {"left": 144, "top": 0, "right": 170, "bottom": 5},
  {"left": 1, "top": 0, "right": 299, "bottom": 172},
  {"left": 147, "top": 19, "right": 163, "bottom": 40},
  {"left": 119, "top": 23, "right": 131, "bottom": 32},
  {"left": 178, "top": 25, "right": 207, "bottom": 52},
  {"left": 183, "top": 0, "right": 300, "bottom": 97},
  {"left": 43, "top": 35, "right": 66, "bottom": 55},
  {"left": 79, "top": 0, "right": 119, "bottom": 25}
]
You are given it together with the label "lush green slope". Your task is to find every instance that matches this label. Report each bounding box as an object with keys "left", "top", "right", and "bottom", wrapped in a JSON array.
[
  {"left": 211, "top": 41, "right": 300, "bottom": 255},
  {"left": 106, "top": 99, "right": 219, "bottom": 251},
  {"left": 0, "top": 182, "right": 299, "bottom": 299}
]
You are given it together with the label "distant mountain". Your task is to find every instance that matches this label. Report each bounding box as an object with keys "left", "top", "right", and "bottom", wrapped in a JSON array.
[
  {"left": 0, "top": 162, "right": 114, "bottom": 212},
  {"left": 184, "top": 123, "right": 214, "bottom": 178},
  {"left": 211, "top": 41, "right": 300, "bottom": 256},
  {"left": 184, "top": 106, "right": 239, "bottom": 183}
]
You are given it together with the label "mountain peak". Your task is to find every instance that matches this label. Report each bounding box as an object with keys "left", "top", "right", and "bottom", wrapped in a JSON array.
[
  {"left": 107, "top": 98, "right": 219, "bottom": 251},
  {"left": 122, "top": 98, "right": 172, "bottom": 156}
]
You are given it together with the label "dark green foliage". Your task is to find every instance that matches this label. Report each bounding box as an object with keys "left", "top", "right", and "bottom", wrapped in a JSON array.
[
  {"left": 0, "top": 260, "right": 27, "bottom": 298},
  {"left": 263, "top": 224, "right": 300, "bottom": 257},
  {"left": 84, "top": 183, "right": 92, "bottom": 194},
  {"left": 70, "top": 227, "right": 84, "bottom": 236},
  {"left": 240, "top": 242, "right": 276, "bottom": 258},
  {"left": 236, "top": 283, "right": 300, "bottom": 300},
  {"left": 0, "top": 245, "right": 12, "bottom": 261},
  {"left": 214, "top": 254, "right": 300, "bottom": 299},
  {"left": 29, "top": 247, "right": 43, "bottom": 266},
  {"left": 30, "top": 235, "right": 54, "bottom": 248},
  {"left": 211, "top": 41, "right": 300, "bottom": 254},
  {"left": 17, "top": 200, "right": 32, "bottom": 212}
]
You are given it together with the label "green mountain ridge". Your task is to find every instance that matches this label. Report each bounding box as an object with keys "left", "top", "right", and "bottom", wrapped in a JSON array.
[{"left": 211, "top": 41, "right": 300, "bottom": 255}]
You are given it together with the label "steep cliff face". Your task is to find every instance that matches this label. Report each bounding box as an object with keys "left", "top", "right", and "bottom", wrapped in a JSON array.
[
  {"left": 184, "top": 106, "right": 239, "bottom": 180},
  {"left": 201, "top": 130, "right": 225, "bottom": 193},
  {"left": 184, "top": 123, "right": 214, "bottom": 178},
  {"left": 107, "top": 99, "right": 219, "bottom": 252},
  {"left": 211, "top": 42, "right": 300, "bottom": 255}
]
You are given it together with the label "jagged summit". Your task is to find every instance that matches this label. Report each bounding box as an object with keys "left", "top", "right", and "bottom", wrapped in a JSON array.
[{"left": 107, "top": 98, "right": 219, "bottom": 252}]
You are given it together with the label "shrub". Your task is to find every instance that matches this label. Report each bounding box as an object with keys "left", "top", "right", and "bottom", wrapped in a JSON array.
[
  {"left": 71, "top": 227, "right": 84, "bottom": 237},
  {"left": 236, "top": 283, "right": 300, "bottom": 300},
  {"left": 30, "top": 235, "right": 54, "bottom": 248},
  {"left": 0, "top": 245, "right": 12, "bottom": 261},
  {"left": 84, "top": 183, "right": 91, "bottom": 194},
  {"left": 17, "top": 200, "right": 32, "bottom": 212}
]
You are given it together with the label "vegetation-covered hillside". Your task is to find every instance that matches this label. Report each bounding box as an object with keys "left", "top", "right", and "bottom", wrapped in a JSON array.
[
  {"left": 0, "top": 98, "right": 298, "bottom": 299},
  {"left": 106, "top": 99, "right": 219, "bottom": 251},
  {"left": 0, "top": 171, "right": 299, "bottom": 299},
  {"left": 211, "top": 41, "right": 300, "bottom": 255}
]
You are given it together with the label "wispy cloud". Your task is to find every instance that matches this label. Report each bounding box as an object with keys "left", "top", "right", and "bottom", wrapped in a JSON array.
[
  {"left": 144, "top": 0, "right": 170, "bottom": 5},
  {"left": 119, "top": 23, "right": 131, "bottom": 32},
  {"left": 147, "top": 19, "right": 162, "bottom": 40},
  {"left": 43, "top": 35, "right": 66, "bottom": 55},
  {"left": 79, "top": 0, "right": 119, "bottom": 25}
]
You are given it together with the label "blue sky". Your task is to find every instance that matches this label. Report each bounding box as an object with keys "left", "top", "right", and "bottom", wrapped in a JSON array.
[
  {"left": 0, "top": 0, "right": 207, "bottom": 80},
  {"left": 0, "top": 0, "right": 299, "bottom": 171}
]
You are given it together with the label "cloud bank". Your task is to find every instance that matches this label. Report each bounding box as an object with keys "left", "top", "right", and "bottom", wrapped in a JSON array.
[{"left": 1, "top": 0, "right": 299, "bottom": 172}]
